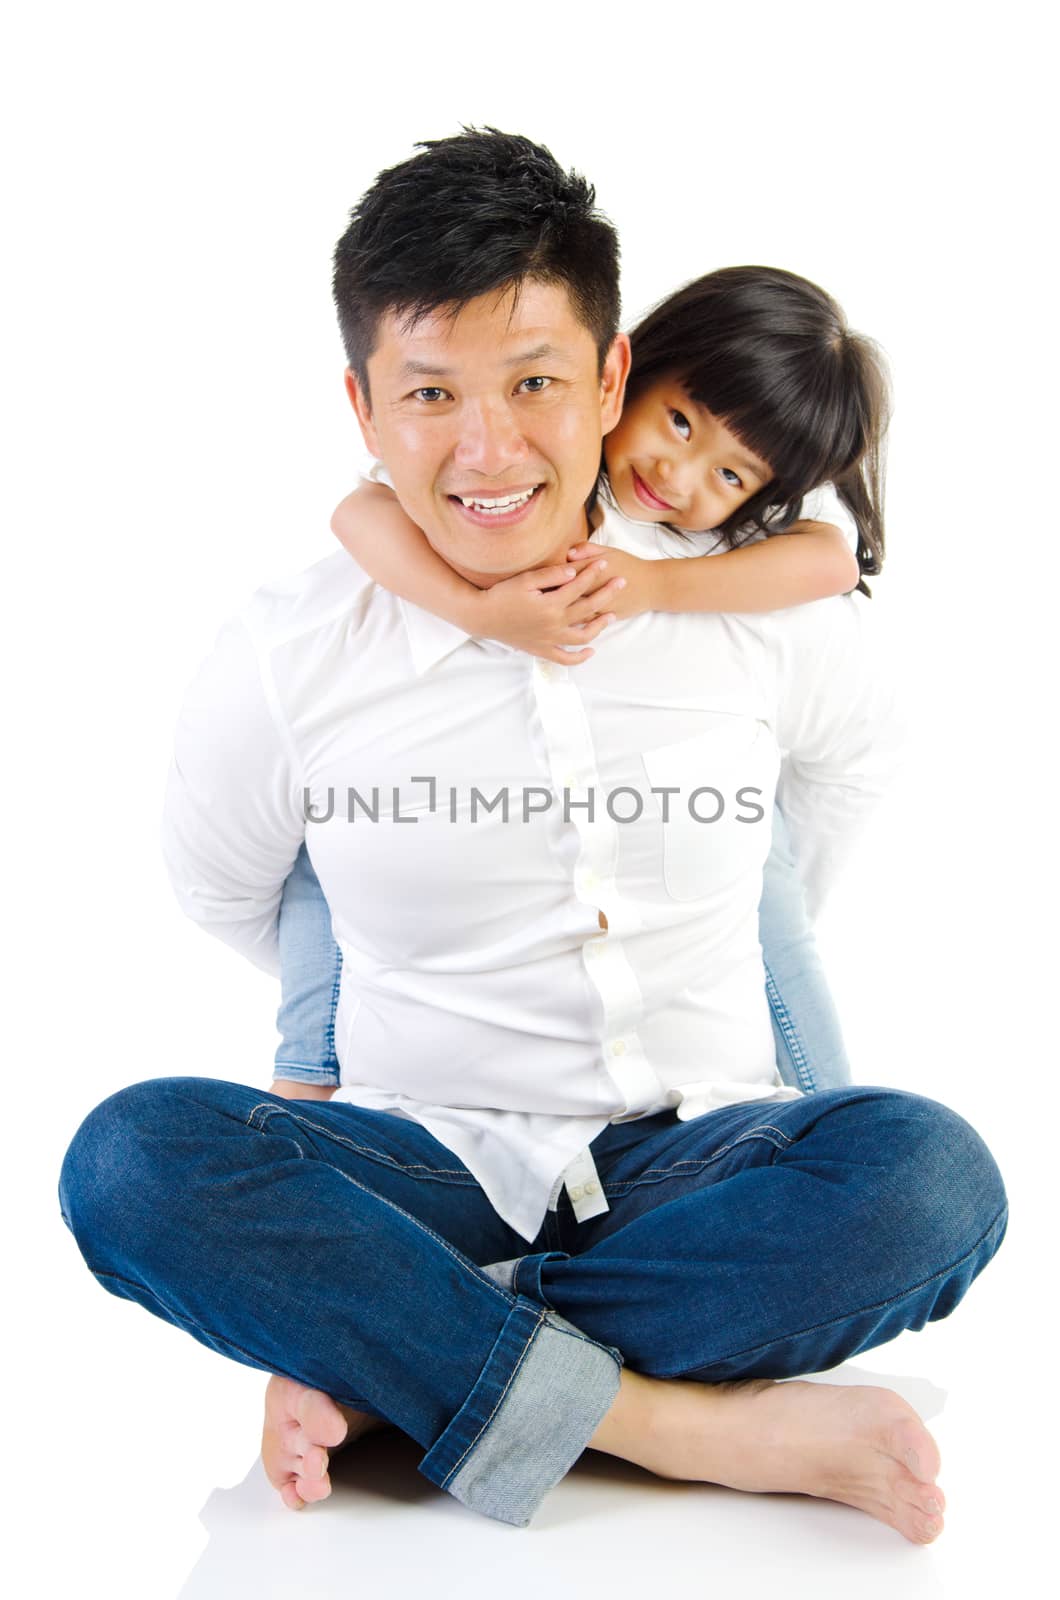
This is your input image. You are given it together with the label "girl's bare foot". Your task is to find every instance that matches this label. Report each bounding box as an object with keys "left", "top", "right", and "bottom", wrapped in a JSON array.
[
  {"left": 261, "top": 1374, "right": 390, "bottom": 1510},
  {"left": 590, "top": 1370, "right": 946, "bottom": 1546}
]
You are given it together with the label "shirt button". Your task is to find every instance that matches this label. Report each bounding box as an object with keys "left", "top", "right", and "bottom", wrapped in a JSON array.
[
  {"left": 569, "top": 1184, "right": 585, "bottom": 1200},
  {"left": 611, "top": 1040, "right": 626, "bottom": 1056},
  {"left": 538, "top": 661, "right": 554, "bottom": 680},
  {"left": 582, "top": 870, "right": 599, "bottom": 890},
  {"left": 584, "top": 1180, "right": 599, "bottom": 1195}
]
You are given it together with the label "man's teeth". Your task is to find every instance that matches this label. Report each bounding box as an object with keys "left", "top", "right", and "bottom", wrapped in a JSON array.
[{"left": 458, "top": 488, "right": 537, "bottom": 513}]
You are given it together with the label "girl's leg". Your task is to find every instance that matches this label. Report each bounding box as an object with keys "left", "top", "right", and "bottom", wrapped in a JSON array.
[
  {"left": 759, "top": 804, "right": 852, "bottom": 1092},
  {"left": 273, "top": 842, "right": 342, "bottom": 1088}
]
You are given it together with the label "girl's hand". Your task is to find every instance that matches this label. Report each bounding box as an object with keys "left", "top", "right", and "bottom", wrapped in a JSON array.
[
  {"left": 566, "top": 543, "right": 654, "bottom": 618},
  {"left": 472, "top": 556, "right": 629, "bottom": 664}
]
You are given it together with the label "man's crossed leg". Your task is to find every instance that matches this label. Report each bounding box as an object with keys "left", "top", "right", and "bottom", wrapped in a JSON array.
[{"left": 58, "top": 1078, "right": 1007, "bottom": 1544}]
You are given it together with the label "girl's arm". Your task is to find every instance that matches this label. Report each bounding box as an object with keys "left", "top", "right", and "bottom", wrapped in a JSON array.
[
  {"left": 331, "top": 481, "right": 628, "bottom": 663},
  {"left": 333, "top": 480, "right": 479, "bottom": 624},
  {"left": 567, "top": 520, "right": 861, "bottom": 616}
]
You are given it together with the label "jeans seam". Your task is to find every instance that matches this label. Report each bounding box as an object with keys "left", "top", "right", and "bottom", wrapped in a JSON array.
[
  {"left": 538, "top": 1315, "right": 618, "bottom": 1354},
  {"left": 244, "top": 1100, "right": 517, "bottom": 1308},
  {"left": 246, "top": 1101, "right": 478, "bottom": 1183},
  {"left": 764, "top": 960, "right": 818, "bottom": 1093},
  {"left": 596, "top": 1122, "right": 795, "bottom": 1193},
  {"left": 656, "top": 1199, "right": 1010, "bottom": 1377},
  {"left": 438, "top": 1306, "right": 549, "bottom": 1488},
  {"left": 323, "top": 942, "right": 342, "bottom": 1081}
]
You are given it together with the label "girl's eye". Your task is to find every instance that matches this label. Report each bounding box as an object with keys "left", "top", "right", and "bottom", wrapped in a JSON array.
[
  {"left": 670, "top": 409, "right": 692, "bottom": 440},
  {"left": 719, "top": 467, "right": 743, "bottom": 488},
  {"left": 413, "top": 387, "right": 450, "bottom": 403},
  {"left": 518, "top": 375, "right": 552, "bottom": 393}
]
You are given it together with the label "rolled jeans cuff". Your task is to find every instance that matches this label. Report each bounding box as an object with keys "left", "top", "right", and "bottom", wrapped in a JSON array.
[
  {"left": 271, "top": 1064, "right": 342, "bottom": 1086},
  {"left": 418, "top": 1290, "right": 624, "bottom": 1528}
]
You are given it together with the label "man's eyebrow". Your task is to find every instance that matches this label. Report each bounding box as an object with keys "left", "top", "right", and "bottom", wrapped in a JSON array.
[
  {"left": 502, "top": 342, "right": 567, "bottom": 367},
  {"left": 397, "top": 359, "right": 455, "bottom": 380},
  {"left": 396, "top": 344, "right": 569, "bottom": 382}
]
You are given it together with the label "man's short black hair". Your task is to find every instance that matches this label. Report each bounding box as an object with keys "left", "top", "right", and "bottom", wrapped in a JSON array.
[{"left": 332, "top": 127, "right": 621, "bottom": 398}]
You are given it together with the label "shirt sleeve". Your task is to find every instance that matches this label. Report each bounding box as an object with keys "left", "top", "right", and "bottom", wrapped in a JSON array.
[
  {"left": 798, "top": 482, "right": 859, "bottom": 551},
  {"left": 160, "top": 611, "right": 307, "bottom": 976},
  {"left": 771, "top": 594, "right": 906, "bottom": 920}
]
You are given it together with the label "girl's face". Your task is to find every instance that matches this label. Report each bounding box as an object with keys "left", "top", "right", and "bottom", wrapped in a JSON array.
[{"left": 604, "top": 375, "right": 774, "bottom": 532}]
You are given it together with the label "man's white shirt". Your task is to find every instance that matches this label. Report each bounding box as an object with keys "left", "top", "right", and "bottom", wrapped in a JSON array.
[{"left": 162, "top": 484, "right": 902, "bottom": 1243}]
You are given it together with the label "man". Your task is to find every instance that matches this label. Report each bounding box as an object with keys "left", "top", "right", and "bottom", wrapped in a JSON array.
[{"left": 58, "top": 129, "right": 1007, "bottom": 1543}]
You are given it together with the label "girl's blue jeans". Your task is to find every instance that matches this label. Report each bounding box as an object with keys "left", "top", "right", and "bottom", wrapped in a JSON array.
[
  {"left": 273, "top": 805, "right": 851, "bottom": 1094},
  {"left": 57, "top": 811, "right": 1008, "bottom": 1528}
]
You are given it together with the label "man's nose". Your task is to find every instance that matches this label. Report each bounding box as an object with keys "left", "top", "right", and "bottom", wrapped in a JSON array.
[{"left": 452, "top": 398, "right": 530, "bottom": 476}]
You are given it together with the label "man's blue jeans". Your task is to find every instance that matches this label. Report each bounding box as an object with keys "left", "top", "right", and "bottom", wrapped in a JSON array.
[{"left": 58, "top": 1076, "right": 1008, "bottom": 1527}]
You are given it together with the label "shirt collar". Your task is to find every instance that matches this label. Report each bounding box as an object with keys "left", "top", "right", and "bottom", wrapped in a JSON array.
[{"left": 398, "top": 598, "right": 478, "bottom": 676}]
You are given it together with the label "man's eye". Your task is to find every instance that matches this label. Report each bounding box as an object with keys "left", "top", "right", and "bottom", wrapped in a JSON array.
[
  {"left": 413, "top": 387, "right": 449, "bottom": 403},
  {"left": 719, "top": 467, "right": 743, "bottom": 488},
  {"left": 670, "top": 409, "right": 692, "bottom": 440},
  {"left": 518, "top": 376, "right": 552, "bottom": 393}
]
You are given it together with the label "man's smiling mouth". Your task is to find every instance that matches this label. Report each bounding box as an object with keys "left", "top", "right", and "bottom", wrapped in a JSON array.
[
  {"left": 451, "top": 485, "right": 541, "bottom": 512},
  {"left": 447, "top": 484, "right": 545, "bottom": 523}
]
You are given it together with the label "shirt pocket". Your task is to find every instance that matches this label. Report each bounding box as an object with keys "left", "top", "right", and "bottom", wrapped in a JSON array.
[{"left": 641, "top": 716, "right": 777, "bottom": 902}]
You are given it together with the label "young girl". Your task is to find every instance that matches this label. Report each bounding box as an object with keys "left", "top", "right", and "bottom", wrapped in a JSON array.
[
  {"left": 331, "top": 264, "right": 885, "bottom": 659},
  {"left": 273, "top": 266, "right": 890, "bottom": 1098}
]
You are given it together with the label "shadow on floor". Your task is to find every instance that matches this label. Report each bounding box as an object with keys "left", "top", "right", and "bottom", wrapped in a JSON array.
[{"left": 179, "top": 1363, "right": 948, "bottom": 1600}]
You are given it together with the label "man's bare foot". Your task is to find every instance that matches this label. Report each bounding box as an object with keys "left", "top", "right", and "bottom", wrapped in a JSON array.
[
  {"left": 589, "top": 1370, "right": 946, "bottom": 1546},
  {"left": 261, "top": 1374, "right": 390, "bottom": 1510}
]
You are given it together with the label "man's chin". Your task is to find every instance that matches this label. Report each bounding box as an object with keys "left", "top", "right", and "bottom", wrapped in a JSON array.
[
  {"left": 422, "top": 488, "right": 586, "bottom": 587},
  {"left": 439, "top": 527, "right": 569, "bottom": 588},
  {"left": 447, "top": 548, "right": 551, "bottom": 590}
]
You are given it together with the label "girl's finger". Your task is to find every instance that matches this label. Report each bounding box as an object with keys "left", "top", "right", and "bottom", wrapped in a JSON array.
[
  {"left": 566, "top": 578, "right": 626, "bottom": 620},
  {"left": 554, "top": 559, "right": 609, "bottom": 600},
  {"left": 546, "top": 646, "right": 594, "bottom": 664},
  {"left": 564, "top": 614, "right": 615, "bottom": 643},
  {"left": 526, "top": 564, "right": 579, "bottom": 590},
  {"left": 541, "top": 643, "right": 598, "bottom": 662}
]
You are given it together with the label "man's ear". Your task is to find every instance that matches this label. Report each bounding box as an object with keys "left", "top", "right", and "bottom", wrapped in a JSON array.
[
  {"left": 599, "top": 332, "right": 632, "bottom": 437},
  {"left": 344, "top": 367, "right": 381, "bottom": 457}
]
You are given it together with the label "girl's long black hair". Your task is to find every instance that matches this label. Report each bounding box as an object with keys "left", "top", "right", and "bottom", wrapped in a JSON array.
[{"left": 621, "top": 266, "right": 890, "bottom": 595}]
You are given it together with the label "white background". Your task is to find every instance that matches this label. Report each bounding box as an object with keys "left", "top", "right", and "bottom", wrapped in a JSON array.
[{"left": 4, "top": 1, "right": 1055, "bottom": 1594}]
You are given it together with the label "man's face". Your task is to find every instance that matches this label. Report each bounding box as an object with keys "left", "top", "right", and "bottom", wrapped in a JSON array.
[{"left": 348, "top": 280, "right": 630, "bottom": 587}]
